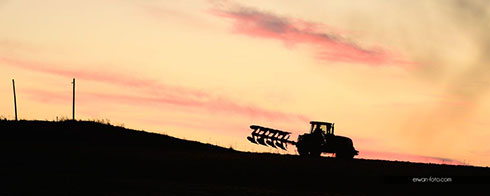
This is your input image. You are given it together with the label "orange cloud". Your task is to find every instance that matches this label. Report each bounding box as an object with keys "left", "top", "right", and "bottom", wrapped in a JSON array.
[{"left": 211, "top": 4, "right": 412, "bottom": 65}]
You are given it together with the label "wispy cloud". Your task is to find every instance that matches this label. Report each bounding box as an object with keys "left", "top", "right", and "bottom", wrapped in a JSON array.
[
  {"left": 359, "top": 150, "right": 465, "bottom": 165},
  {"left": 1, "top": 57, "right": 309, "bottom": 122},
  {"left": 142, "top": 4, "right": 210, "bottom": 28},
  {"left": 0, "top": 57, "right": 207, "bottom": 99},
  {"left": 23, "top": 88, "right": 309, "bottom": 122},
  {"left": 399, "top": 0, "right": 490, "bottom": 151},
  {"left": 210, "top": 3, "right": 412, "bottom": 65}
]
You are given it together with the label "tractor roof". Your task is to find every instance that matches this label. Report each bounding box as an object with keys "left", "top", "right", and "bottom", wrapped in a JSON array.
[{"left": 310, "top": 121, "right": 333, "bottom": 125}]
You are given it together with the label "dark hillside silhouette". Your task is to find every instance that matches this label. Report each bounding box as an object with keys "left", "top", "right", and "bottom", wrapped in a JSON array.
[
  {"left": 0, "top": 120, "right": 231, "bottom": 151},
  {"left": 0, "top": 120, "right": 488, "bottom": 195}
]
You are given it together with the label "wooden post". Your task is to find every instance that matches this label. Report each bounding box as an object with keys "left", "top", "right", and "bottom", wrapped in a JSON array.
[
  {"left": 72, "top": 78, "right": 75, "bottom": 120},
  {"left": 12, "top": 79, "right": 17, "bottom": 121}
]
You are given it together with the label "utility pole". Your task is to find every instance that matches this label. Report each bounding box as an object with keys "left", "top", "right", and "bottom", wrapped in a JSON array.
[
  {"left": 12, "top": 79, "right": 17, "bottom": 121},
  {"left": 72, "top": 78, "right": 75, "bottom": 120}
]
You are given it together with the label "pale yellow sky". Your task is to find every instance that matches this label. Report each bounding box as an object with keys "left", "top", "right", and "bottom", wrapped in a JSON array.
[{"left": 1, "top": 0, "right": 489, "bottom": 166}]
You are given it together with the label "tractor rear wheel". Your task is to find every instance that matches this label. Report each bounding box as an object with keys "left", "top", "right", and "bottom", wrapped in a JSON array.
[
  {"left": 298, "top": 146, "right": 308, "bottom": 156},
  {"left": 297, "top": 145, "right": 320, "bottom": 157},
  {"left": 296, "top": 134, "right": 322, "bottom": 157}
]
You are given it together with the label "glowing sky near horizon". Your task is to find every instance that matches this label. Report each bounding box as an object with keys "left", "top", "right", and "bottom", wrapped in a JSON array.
[{"left": 1, "top": 0, "right": 489, "bottom": 166}]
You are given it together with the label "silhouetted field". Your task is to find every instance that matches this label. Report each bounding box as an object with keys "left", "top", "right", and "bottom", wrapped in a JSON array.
[{"left": 0, "top": 120, "right": 488, "bottom": 195}]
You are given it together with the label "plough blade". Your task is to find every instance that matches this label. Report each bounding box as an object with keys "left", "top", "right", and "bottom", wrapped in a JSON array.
[
  {"left": 247, "top": 136, "right": 257, "bottom": 144},
  {"left": 246, "top": 125, "right": 296, "bottom": 150},
  {"left": 275, "top": 141, "right": 287, "bottom": 150},
  {"left": 266, "top": 139, "right": 277, "bottom": 148},
  {"left": 257, "top": 137, "right": 267, "bottom": 145}
]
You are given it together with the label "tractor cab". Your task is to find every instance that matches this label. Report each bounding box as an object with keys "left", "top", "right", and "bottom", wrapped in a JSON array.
[{"left": 310, "top": 121, "right": 334, "bottom": 135}]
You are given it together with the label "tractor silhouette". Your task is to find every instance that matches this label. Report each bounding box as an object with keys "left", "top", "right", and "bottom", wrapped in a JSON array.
[{"left": 247, "top": 121, "right": 358, "bottom": 158}]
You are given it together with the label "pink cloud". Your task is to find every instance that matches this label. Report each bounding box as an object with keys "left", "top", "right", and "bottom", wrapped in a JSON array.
[
  {"left": 211, "top": 4, "right": 413, "bottom": 65},
  {"left": 359, "top": 150, "right": 465, "bottom": 165},
  {"left": 1, "top": 57, "right": 308, "bottom": 122},
  {"left": 26, "top": 88, "right": 308, "bottom": 122},
  {"left": 23, "top": 89, "right": 72, "bottom": 104},
  {"left": 0, "top": 57, "right": 207, "bottom": 99}
]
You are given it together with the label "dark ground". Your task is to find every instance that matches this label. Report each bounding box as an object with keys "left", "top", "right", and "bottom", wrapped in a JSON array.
[{"left": 0, "top": 120, "right": 488, "bottom": 195}]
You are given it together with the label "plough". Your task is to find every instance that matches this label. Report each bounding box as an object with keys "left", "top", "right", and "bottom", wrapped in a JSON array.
[{"left": 246, "top": 125, "right": 296, "bottom": 150}]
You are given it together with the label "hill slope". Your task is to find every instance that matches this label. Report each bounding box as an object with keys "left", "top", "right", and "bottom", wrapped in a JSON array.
[{"left": 0, "top": 120, "right": 488, "bottom": 195}]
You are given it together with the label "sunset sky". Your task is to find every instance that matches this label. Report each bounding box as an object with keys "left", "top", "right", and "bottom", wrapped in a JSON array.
[{"left": 1, "top": 0, "right": 489, "bottom": 166}]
